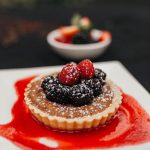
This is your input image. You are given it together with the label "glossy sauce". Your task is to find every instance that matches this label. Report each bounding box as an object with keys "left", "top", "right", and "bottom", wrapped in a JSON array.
[{"left": 0, "top": 77, "right": 150, "bottom": 149}]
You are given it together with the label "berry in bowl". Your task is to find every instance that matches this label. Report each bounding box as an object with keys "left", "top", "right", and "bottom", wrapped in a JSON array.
[{"left": 47, "top": 14, "right": 112, "bottom": 60}]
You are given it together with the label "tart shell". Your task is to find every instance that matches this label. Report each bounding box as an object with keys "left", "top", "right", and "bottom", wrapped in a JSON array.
[{"left": 24, "top": 76, "right": 122, "bottom": 131}]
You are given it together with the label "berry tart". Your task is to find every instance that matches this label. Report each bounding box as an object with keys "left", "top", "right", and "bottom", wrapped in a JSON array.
[{"left": 24, "top": 59, "right": 122, "bottom": 130}]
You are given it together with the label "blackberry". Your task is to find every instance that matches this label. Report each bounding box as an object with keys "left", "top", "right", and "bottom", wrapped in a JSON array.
[
  {"left": 95, "top": 68, "right": 106, "bottom": 85},
  {"left": 41, "top": 76, "right": 59, "bottom": 90},
  {"left": 44, "top": 83, "right": 70, "bottom": 104},
  {"left": 72, "top": 33, "right": 90, "bottom": 44},
  {"left": 81, "top": 78, "right": 102, "bottom": 96},
  {"left": 69, "top": 84, "right": 94, "bottom": 106},
  {"left": 41, "top": 76, "right": 70, "bottom": 104}
]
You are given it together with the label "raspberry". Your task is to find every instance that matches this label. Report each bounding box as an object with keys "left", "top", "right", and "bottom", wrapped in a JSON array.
[
  {"left": 95, "top": 68, "right": 106, "bottom": 85},
  {"left": 59, "top": 63, "right": 80, "bottom": 86},
  {"left": 78, "top": 59, "right": 94, "bottom": 79},
  {"left": 69, "top": 84, "right": 93, "bottom": 106},
  {"left": 81, "top": 78, "right": 102, "bottom": 96}
]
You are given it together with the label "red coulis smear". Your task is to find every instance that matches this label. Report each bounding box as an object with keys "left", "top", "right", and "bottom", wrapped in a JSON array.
[{"left": 0, "top": 76, "right": 150, "bottom": 149}]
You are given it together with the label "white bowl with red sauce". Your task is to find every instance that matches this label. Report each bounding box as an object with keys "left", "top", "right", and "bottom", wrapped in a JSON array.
[{"left": 47, "top": 29, "right": 112, "bottom": 60}]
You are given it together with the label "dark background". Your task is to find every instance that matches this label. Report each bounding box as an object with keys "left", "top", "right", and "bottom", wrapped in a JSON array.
[{"left": 0, "top": 0, "right": 150, "bottom": 92}]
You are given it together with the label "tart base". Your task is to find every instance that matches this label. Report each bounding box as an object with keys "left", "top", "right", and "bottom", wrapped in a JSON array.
[
  {"left": 30, "top": 106, "right": 118, "bottom": 131},
  {"left": 24, "top": 78, "right": 122, "bottom": 131}
]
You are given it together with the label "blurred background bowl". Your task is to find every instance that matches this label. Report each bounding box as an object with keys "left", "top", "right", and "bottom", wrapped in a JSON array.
[{"left": 47, "top": 29, "right": 112, "bottom": 60}]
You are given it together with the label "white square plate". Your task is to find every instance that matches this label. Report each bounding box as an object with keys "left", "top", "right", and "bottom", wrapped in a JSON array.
[{"left": 0, "top": 61, "right": 150, "bottom": 150}]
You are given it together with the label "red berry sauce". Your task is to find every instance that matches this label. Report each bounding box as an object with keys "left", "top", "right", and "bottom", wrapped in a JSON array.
[{"left": 0, "top": 76, "right": 150, "bottom": 149}]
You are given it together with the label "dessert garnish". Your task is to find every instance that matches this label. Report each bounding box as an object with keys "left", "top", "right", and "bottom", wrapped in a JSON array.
[
  {"left": 56, "top": 14, "right": 111, "bottom": 45},
  {"left": 58, "top": 63, "right": 80, "bottom": 86},
  {"left": 41, "top": 59, "right": 106, "bottom": 106},
  {"left": 77, "top": 59, "right": 95, "bottom": 79}
]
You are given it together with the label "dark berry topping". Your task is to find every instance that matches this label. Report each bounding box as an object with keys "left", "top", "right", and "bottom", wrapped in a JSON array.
[
  {"left": 72, "top": 33, "right": 89, "bottom": 44},
  {"left": 41, "top": 60, "right": 107, "bottom": 107},
  {"left": 41, "top": 76, "right": 59, "bottom": 90},
  {"left": 78, "top": 59, "right": 95, "bottom": 79},
  {"left": 69, "top": 84, "right": 94, "bottom": 106},
  {"left": 81, "top": 78, "right": 102, "bottom": 96},
  {"left": 42, "top": 76, "right": 70, "bottom": 104},
  {"left": 95, "top": 68, "right": 106, "bottom": 85},
  {"left": 45, "top": 84, "right": 70, "bottom": 104},
  {"left": 58, "top": 63, "right": 80, "bottom": 86}
]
